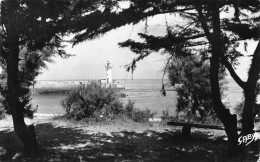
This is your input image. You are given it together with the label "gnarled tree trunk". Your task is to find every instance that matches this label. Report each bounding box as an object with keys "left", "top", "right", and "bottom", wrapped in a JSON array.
[
  {"left": 5, "top": 0, "right": 38, "bottom": 154},
  {"left": 242, "top": 41, "right": 260, "bottom": 134},
  {"left": 210, "top": 3, "right": 239, "bottom": 155}
]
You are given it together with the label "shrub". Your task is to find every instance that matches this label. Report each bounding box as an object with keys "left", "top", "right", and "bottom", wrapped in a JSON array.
[
  {"left": 0, "top": 96, "right": 6, "bottom": 119},
  {"left": 61, "top": 82, "right": 122, "bottom": 121},
  {"left": 160, "top": 109, "right": 222, "bottom": 126},
  {"left": 168, "top": 55, "right": 227, "bottom": 121},
  {"left": 35, "top": 87, "right": 72, "bottom": 95},
  {"left": 162, "top": 113, "right": 222, "bottom": 126},
  {"left": 124, "top": 100, "right": 156, "bottom": 123},
  {"left": 61, "top": 82, "right": 156, "bottom": 123},
  {"left": 0, "top": 106, "right": 5, "bottom": 119},
  {"left": 160, "top": 109, "right": 172, "bottom": 123},
  {"left": 125, "top": 100, "right": 135, "bottom": 113}
]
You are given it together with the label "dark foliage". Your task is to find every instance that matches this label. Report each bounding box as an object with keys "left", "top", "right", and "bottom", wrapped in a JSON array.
[
  {"left": 0, "top": 0, "right": 73, "bottom": 118},
  {"left": 61, "top": 83, "right": 156, "bottom": 123},
  {"left": 0, "top": 103, "right": 5, "bottom": 119},
  {"left": 0, "top": 0, "right": 77, "bottom": 152},
  {"left": 167, "top": 55, "right": 227, "bottom": 121},
  {"left": 1, "top": 0, "right": 260, "bottom": 156},
  {"left": 67, "top": 0, "right": 260, "bottom": 156},
  {"left": 124, "top": 100, "right": 157, "bottom": 123}
]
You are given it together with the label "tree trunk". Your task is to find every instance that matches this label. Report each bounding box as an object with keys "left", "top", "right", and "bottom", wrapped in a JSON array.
[
  {"left": 210, "top": 53, "right": 239, "bottom": 155},
  {"left": 242, "top": 41, "right": 260, "bottom": 134},
  {"left": 210, "top": 3, "right": 239, "bottom": 156},
  {"left": 5, "top": 0, "right": 38, "bottom": 154}
]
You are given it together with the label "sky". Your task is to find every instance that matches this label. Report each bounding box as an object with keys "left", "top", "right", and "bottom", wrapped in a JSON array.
[
  {"left": 37, "top": 16, "right": 170, "bottom": 80},
  {"left": 36, "top": 13, "right": 257, "bottom": 81}
]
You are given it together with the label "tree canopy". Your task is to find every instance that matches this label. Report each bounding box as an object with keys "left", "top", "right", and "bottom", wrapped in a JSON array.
[
  {"left": 0, "top": 0, "right": 75, "bottom": 153},
  {"left": 68, "top": 0, "right": 260, "bottom": 155},
  {"left": 69, "top": 0, "right": 260, "bottom": 90},
  {"left": 1, "top": 0, "right": 260, "bottom": 157}
]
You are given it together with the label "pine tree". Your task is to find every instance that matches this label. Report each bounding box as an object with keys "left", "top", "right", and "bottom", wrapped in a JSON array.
[
  {"left": 168, "top": 55, "right": 227, "bottom": 121},
  {"left": 69, "top": 0, "right": 260, "bottom": 156},
  {"left": 0, "top": 0, "right": 73, "bottom": 153}
]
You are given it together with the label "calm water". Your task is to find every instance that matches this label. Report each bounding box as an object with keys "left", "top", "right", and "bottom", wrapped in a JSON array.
[
  {"left": 32, "top": 79, "right": 172, "bottom": 115},
  {"left": 32, "top": 94, "right": 66, "bottom": 115},
  {"left": 124, "top": 78, "right": 248, "bottom": 106},
  {"left": 123, "top": 79, "right": 168, "bottom": 91},
  {"left": 32, "top": 79, "right": 257, "bottom": 116}
]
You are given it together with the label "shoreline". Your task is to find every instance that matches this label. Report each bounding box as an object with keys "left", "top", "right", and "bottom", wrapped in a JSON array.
[{"left": 32, "top": 90, "right": 178, "bottom": 118}]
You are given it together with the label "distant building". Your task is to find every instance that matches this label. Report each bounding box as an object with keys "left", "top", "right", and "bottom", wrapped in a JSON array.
[
  {"left": 34, "top": 60, "right": 125, "bottom": 90},
  {"left": 105, "top": 60, "right": 113, "bottom": 83}
]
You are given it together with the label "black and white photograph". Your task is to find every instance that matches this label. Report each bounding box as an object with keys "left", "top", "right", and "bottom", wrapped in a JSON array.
[{"left": 1, "top": 0, "right": 260, "bottom": 161}]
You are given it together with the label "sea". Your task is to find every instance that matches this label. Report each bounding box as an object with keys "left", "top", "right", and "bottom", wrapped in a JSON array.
[{"left": 32, "top": 78, "right": 259, "bottom": 116}]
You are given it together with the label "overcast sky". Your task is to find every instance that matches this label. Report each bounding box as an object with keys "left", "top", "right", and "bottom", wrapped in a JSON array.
[
  {"left": 37, "top": 15, "right": 170, "bottom": 80},
  {"left": 36, "top": 14, "right": 256, "bottom": 81}
]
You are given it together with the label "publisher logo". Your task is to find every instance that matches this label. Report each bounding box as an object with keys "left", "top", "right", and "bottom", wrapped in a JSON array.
[{"left": 238, "top": 133, "right": 255, "bottom": 146}]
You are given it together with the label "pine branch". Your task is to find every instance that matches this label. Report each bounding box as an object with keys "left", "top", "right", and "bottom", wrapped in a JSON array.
[
  {"left": 220, "top": 56, "right": 246, "bottom": 89},
  {"left": 196, "top": 4, "right": 212, "bottom": 43}
]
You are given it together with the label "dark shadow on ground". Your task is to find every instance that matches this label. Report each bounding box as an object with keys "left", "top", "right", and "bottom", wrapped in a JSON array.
[{"left": 0, "top": 123, "right": 259, "bottom": 162}]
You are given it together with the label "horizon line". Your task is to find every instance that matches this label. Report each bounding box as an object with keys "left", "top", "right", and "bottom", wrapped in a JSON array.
[{"left": 36, "top": 78, "right": 168, "bottom": 81}]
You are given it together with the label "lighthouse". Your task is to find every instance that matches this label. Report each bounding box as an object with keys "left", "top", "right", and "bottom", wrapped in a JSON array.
[{"left": 105, "top": 60, "right": 113, "bottom": 83}]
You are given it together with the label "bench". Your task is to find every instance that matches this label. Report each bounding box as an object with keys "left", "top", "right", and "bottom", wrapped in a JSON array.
[{"left": 167, "top": 121, "right": 260, "bottom": 137}]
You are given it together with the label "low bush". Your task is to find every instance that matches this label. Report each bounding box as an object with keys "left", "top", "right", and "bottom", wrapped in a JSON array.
[
  {"left": 160, "top": 109, "right": 222, "bottom": 126},
  {"left": 0, "top": 96, "right": 5, "bottom": 119},
  {"left": 160, "top": 109, "right": 173, "bottom": 124},
  {"left": 124, "top": 100, "right": 157, "bottom": 123},
  {"left": 35, "top": 86, "right": 127, "bottom": 97},
  {"left": 34, "top": 87, "right": 74, "bottom": 95},
  {"left": 61, "top": 82, "right": 155, "bottom": 123},
  {"left": 0, "top": 106, "right": 5, "bottom": 119}
]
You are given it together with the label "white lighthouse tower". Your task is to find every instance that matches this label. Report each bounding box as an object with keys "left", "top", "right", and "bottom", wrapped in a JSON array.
[{"left": 105, "top": 60, "right": 113, "bottom": 83}]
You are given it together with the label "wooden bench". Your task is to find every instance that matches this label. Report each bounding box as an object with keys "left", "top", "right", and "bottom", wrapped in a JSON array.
[{"left": 167, "top": 121, "right": 260, "bottom": 137}]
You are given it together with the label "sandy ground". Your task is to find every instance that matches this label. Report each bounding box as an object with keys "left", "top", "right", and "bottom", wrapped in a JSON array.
[
  {"left": 1, "top": 116, "right": 260, "bottom": 161},
  {"left": 0, "top": 117, "right": 230, "bottom": 162}
]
